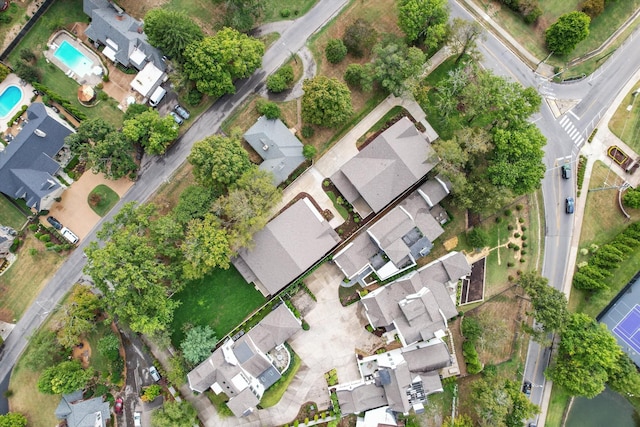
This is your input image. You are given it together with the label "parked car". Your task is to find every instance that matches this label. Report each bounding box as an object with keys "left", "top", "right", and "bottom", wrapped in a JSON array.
[
  {"left": 169, "top": 111, "right": 184, "bottom": 125},
  {"left": 114, "top": 397, "right": 123, "bottom": 414},
  {"left": 561, "top": 163, "right": 571, "bottom": 179},
  {"left": 47, "top": 216, "right": 62, "bottom": 230},
  {"left": 566, "top": 197, "right": 575, "bottom": 214},
  {"left": 134, "top": 411, "right": 142, "bottom": 427},
  {"left": 522, "top": 380, "right": 532, "bottom": 396},
  {"left": 174, "top": 104, "right": 190, "bottom": 120},
  {"left": 149, "top": 365, "right": 161, "bottom": 382}
]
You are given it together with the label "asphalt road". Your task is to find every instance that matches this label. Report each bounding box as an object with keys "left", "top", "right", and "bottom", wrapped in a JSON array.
[{"left": 0, "top": 0, "right": 349, "bottom": 410}]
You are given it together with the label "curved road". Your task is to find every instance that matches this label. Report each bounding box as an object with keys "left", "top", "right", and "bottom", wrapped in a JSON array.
[{"left": 0, "top": 0, "right": 349, "bottom": 409}]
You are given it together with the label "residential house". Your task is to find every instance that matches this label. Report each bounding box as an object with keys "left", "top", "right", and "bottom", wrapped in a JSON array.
[
  {"left": 244, "top": 116, "right": 306, "bottom": 186},
  {"left": 360, "top": 251, "right": 470, "bottom": 346},
  {"left": 335, "top": 252, "right": 471, "bottom": 416},
  {"left": 83, "top": 0, "right": 167, "bottom": 99},
  {"left": 0, "top": 103, "right": 74, "bottom": 211},
  {"left": 232, "top": 197, "right": 341, "bottom": 297},
  {"left": 331, "top": 117, "right": 438, "bottom": 217},
  {"left": 333, "top": 175, "right": 452, "bottom": 282},
  {"left": 187, "top": 304, "right": 301, "bottom": 417},
  {"left": 55, "top": 390, "right": 111, "bottom": 427}
]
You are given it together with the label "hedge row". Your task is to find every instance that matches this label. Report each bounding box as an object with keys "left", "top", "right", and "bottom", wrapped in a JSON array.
[
  {"left": 498, "top": 0, "right": 542, "bottom": 24},
  {"left": 32, "top": 82, "right": 87, "bottom": 121}
]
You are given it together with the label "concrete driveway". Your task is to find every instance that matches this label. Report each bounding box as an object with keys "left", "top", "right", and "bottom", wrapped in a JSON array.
[{"left": 47, "top": 172, "right": 133, "bottom": 239}]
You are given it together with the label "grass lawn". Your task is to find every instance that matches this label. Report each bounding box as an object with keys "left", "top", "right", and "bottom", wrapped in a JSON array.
[
  {"left": 85, "top": 321, "right": 115, "bottom": 376},
  {"left": 170, "top": 265, "right": 265, "bottom": 346},
  {"left": 0, "top": 2, "right": 29, "bottom": 48},
  {"left": 546, "top": 385, "right": 572, "bottom": 427},
  {"left": 151, "top": 162, "right": 195, "bottom": 216},
  {"left": 609, "top": 81, "right": 640, "bottom": 152},
  {"left": 8, "top": 360, "right": 60, "bottom": 427},
  {"left": 0, "top": 195, "right": 28, "bottom": 230},
  {"left": 325, "top": 190, "right": 349, "bottom": 219},
  {"left": 0, "top": 234, "right": 66, "bottom": 322},
  {"left": 261, "top": 0, "right": 318, "bottom": 23},
  {"left": 87, "top": 184, "right": 120, "bottom": 217},
  {"left": 259, "top": 348, "right": 301, "bottom": 408}
]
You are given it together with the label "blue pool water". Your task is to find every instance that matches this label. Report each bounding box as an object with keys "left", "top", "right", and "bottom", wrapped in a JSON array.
[
  {"left": 0, "top": 85, "right": 22, "bottom": 118},
  {"left": 53, "top": 40, "right": 94, "bottom": 76}
]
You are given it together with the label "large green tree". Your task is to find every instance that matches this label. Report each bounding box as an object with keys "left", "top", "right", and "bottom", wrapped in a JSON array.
[
  {"left": 449, "top": 18, "right": 485, "bottom": 65},
  {"left": 342, "top": 18, "right": 378, "bottom": 58},
  {"left": 182, "top": 214, "right": 232, "bottom": 280},
  {"left": 123, "top": 109, "right": 179, "bottom": 155},
  {"left": 56, "top": 285, "right": 101, "bottom": 348},
  {"left": 180, "top": 325, "right": 218, "bottom": 365},
  {"left": 547, "top": 313, "right": 622, "bottom": 398},
  {"left": 301, "top": 76, "right": 353, "bottom": 128},
  {"left": 608, "top": 353, "right": 640, "bottom": 396},
  {"left": 188, "top": 134, "right": 252, "bottom": 191},
  {"left": 151, "top": 400, "right": 198, "bottom": 427},
  {"left": 473, "top": 372, "right": 539, "bottom": 427},
  {"left": 519, "top": 272, "right": 568, "bottom": 340},
  {"left": 65, "top": 118, "right": 115, "bottom": 156},
  {"left": 143, "top": 9, "right": 203, "bottom": 62},
  {"left": 398, "top": 0, "right": 450, "bottom": 49},
  {"left": 373, "top": 39, "right": 426, "bottom": 96},
  {"left": 37, "top": 361, "right": 92, "bottom": 395},
  {"left": 23, "top": 329, "right": 64, "bottom": 371},
  {"left": 545, "top": 12, "right": 590, "bottom": 56},
  {"left": 183, "top": 27, "right": 264, "bottom": 97},
  {"left": 85, "top": 131, "right": 138, "bottom": 180},
  {"left": 213, "top": 167, "right": 282, "bottom": 250},
  {"left": 172, "top": 185, "right": 219, "bottom": 225},
  {"left": 84, "top": 203, "right": 182, "bottom": 335},
  {"left": 223, "top": 0, "right": 263, "bottom": 33}
]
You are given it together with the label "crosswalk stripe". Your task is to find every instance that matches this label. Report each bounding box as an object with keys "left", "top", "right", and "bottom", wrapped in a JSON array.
[
  {"left": 559, "top": 116, "right": 568, "bottom": 126},
  {"left": 577, "top": 137, "right": 585, "bottom": 145},
  {"left": 570, "top": 129, "right": 579, "bottom": 139},
  {"left": 566, "top": 123, "right": 575, "bottom": 133}
]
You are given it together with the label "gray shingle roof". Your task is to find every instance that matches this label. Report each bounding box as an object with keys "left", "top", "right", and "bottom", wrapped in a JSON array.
[
  {"left": 246, "top": 303, "right": 301, "bottom": 354},
  {"left": 0, "top": 103, "right": 72, "bottom": 210},
  {"left": 382, "top": 363, "right": 412, "bottom": 413},
  {"left": 226, "top": 387, "right": 260, "bottom": 417},
  {"left": 55, "top": 392, "right": 110, "bottom": 427},
  {"left": 233, "top": 197, "right": 340, "bottom": 296},
  {"left": 244, "top": 117, "right": 306, "bottom": 186},
  {"left": 337, "top": 383, "right": 388, "bottom": 414},
  {"left": 83, "top": 0, "right": 165, "bottom": 71},
  {"left": 402, "top": 341, "right": 451, "bottom": 373},
  {"left": 331, "top": 117, "right": 437, "bottom": 214}
]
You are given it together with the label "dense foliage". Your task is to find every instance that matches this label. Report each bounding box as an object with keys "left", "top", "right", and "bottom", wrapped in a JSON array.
[
  {"left": 302, "top": 76, "right": 354, "bottom": 128},
  {"left": 545, "top": 12, "right": 590, "bottom": 56}
]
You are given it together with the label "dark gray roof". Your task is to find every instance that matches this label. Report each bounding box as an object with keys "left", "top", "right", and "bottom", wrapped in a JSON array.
[
  {"left": 382, "top": 363, "right": 412, "bottom": 413},
  {"left": 226, "top": 387, "right": 260, "bottom": 417},
  {"left": 83, "top": 0, "right": 165, "bottom": 71},
  {"left": 187, "top": 354, "right": 219, "bottom": 393},
  {"left": 402, "top": 341, "right": 451, "bottom": 373},
  {"left": 0, "top": 103, "right": 72, "bottom": 210},
  {"left": 337, "top": 383, "right": 388, "bottom": 414},
  {"left": 418, "top": 251, "right": 471, "bottom": 297},
  {"left": 233, "top": 198, "right": 340, "bottom": 296},
  {"left": 55, "top": 392, "right": 110, "bottom": 427},
  {"left": 331, "top": 117, "right": 437, "bottom": 213},
  {"left": 257, "top": 365, "right": 281, "bottom": 390},
  {"left": 244, "top": 117, "right": 306, "bottom": 185},
  {"left": 246, "top": 304, "right": 301, "bottom": 354}
]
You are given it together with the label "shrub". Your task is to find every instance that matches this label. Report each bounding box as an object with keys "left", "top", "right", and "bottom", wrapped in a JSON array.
[
  {"left": 521, "top": 226, "right": 527, "bottom": 231},
  {"left": 513, "top": 245, "right": 520, "bottom": 251},
  {"left": 520, "top": 258, "right": 526, "bottom": 263},
  {"left": 301, "top": 125, "right": 314, "bottom": 139},
  {"left": 256, "top": 99, "right": 281, "bottom": 119},
  {"left": 582, "top": 0, "right": 604, "bottom": 18},
  {"left": 519, "top": 217, "right": 525, "bottom": 223},
  {"left": 522, "top": 235, "right": 527, "bottom": 241},
  {"left": 302, "top": 321, "right": 310, "bottom": 331},
  {"left": 461, "top": 316, "right": 482, "bottom": 342},
  {"left": 521, "top": 250, "right": 527, "bottom": 255},
  {"left": 508, "top": 275, "right": 514, "bottom": 281},
  {"left": 15, "top": 61, "right": 41, "bottom": 83},
  {"left": 504, "top": 209, "right": 512, "bottom": 216},
  {"left": 0, "top": 63, "right": 10, "bottom": 82},
  {"left": 325, "top": 39, "right": 347, "bottom": 64},
  {"left": 303, "top": 144, "right": 316, "bottom": 160},
  {"left": 495, "top": 216, "right": 502, "bottom": 223},
  {"left": 515, "top": 204, "right": 523, "bottom": 211},
  {"left": 266, "top": 64, "right": 294, "bottom": 93},
  {"left": 9, "top": 238, "right": 20, "bottom": 253},
  {"left": 522, "top": 242, "right": 528, "bottom": 248},
  {"left": 280, "top": 8, "right": 291, "bottom": 18},
  {"left": 514, "top": 233, "right": 521, "bottom": 238},
  {"left": 39, "top": 234, "right": 51, "bottom": 242},
  {"left": 28, "top": 224, "right": 38, "bottom": 232},
  {"left": 507, "top": 262, "right": 515, "bottom": 267},
  {"left": 186, "top": 88, "right": 203, "bottom": 106},
  {"left": 467, "top": 228, "right": 489, "bottom": 248}
]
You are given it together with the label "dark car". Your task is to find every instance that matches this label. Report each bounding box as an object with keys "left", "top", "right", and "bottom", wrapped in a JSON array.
[
  {"left": 114, "top": 397, "right": 123, "bottom": 414},
  {"left": 561, "top": 163, "right": 571, "bottom": 179},
  {"left": 566, "top": 197, "right": 575, "bottom": 214},
  {"left": 523, "top": 380, "right": 532, "bottom": 396},
  {"left": 174, "top": 104, "right": 190, "bottom": 120},
  {"left": 47, "top": 216, "right": 63, "bottom": 230},
  {"left": 169, "top": 111, "right": 184, "bottom": 125}
]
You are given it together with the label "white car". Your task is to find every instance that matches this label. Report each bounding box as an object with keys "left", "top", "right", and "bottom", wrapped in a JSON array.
[
  {"left": 134, "top": 411, "right": 142, "bottom": 427},
  {"left": 149, "top": 366, "right": 161, "bottom": 382}
]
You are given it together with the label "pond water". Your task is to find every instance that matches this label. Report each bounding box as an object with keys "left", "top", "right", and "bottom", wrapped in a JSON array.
[{"left": 566, "top": 387, "right": 640, "bottom": 427}]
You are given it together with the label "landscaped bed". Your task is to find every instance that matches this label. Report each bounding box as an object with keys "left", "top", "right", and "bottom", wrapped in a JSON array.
[{"left": 87, "top": 184, "right": 119, "bottom": 217}]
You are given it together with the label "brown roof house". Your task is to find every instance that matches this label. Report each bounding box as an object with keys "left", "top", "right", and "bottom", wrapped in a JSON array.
[
  {"left": 232, "top": 197, "right": 341, "bottom": 297},
  {"left": 244, "top": 116, "right": 306, "bottom": 186},
  {"left": 331, "top": 117, "right": 438, "bottom": 217},
  {"left": 187, "top": 304, "right": 301, "bottom": 417},
  {"left": 334, "top": 252, "right": 470, "bottom": 417},
  {"left": 333, "top": 175, "right": 452, "bottom": 283}
]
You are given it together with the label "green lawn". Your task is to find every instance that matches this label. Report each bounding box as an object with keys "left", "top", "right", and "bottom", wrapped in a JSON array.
[
  {"left": 87, "top": 184, "right": 120, "bottom": 217},
  {"left": 261, "top": 0, "right": 318, "bottom": 23},
  {"left": 325, "top": 190, "right": 349, "bottom": 219},
  {"left": 259, "top": 347, "right": 301, "bottom": 408},
  {"left": 170, "top": 266, "right": 265, "bottom": 346},
  {"left": 546, "top": 385, "right": 572, "bottom": 427},
  {"left": 609, "top": 81, "right": 640, "bottom": 152},
  {"left": 0, "top": 195, "right": 28, "bottom": 230},
  {"left": 0, "top": 2, "right": 30, "bottom": 49}
]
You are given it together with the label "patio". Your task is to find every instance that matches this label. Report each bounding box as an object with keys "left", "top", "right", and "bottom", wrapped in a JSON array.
[
  {"left": 0, "top": 74, "right": 33, "bottom": 133},
  {"left": 44, "top": 31, "right": 105, "bottom": 87}
]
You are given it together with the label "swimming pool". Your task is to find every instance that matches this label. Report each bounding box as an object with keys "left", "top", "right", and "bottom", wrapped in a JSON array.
[
  {"left": 0, "top": 85, "right": 22, "bottom": 118},
  {"left": 53, "top": 40, "right": 94, "bottom": 77}
]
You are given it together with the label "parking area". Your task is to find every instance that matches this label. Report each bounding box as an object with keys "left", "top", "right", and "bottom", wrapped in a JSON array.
[{"left": 46, "top": 172, "right": 133, "bottom": 239}]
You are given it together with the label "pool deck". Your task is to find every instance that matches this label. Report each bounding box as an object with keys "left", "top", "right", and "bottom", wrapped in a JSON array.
[
  {"left": 0, "top": 74, "right": 33, "bottom": 133},
  {"left": 44, "top": 31, "right": 104, "bottom": 87}
]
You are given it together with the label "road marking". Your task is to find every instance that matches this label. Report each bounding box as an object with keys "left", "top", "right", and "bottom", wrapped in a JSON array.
[
  {"left": 570, "top": 129, "right": 579, "bottom": 139},
  {"left": 568, "top": 110, "right": 581, "bottom": 120},
  {"left": 559, "top": 116, "right": 568, "bottom": 126}
]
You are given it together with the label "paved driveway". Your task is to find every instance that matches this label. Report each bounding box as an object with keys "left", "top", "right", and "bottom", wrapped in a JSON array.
[{"left": 47, "top": 172, "right": 133, "bottom": 239}]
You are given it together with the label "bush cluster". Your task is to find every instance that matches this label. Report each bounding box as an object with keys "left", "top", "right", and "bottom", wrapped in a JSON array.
[
  {"left": 498, "top": 0, "right": 542, "bottom": 23},
  {"left": 266, "top": 64, "right": 294, "bottom": 93},
  {"left": 461, "top": 317, "right": 483, "bottom": 374},
  {"left": 33, "top": 83, "right": 87, "bottom": 121}
]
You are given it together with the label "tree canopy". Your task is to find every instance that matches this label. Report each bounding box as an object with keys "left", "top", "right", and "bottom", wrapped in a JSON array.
[
  {"left": 180, "top": 325, "right": 218, "bottom": 365},
  {"left": 143, "top": 9, "right": 203, "bottom": 62},
  {"left": 545, "top": 12, "right": 590, "bottom": 56},
  {"left": 123, "top": 109, "right": 178, "bottom": 155},
  {"left": 85, "top": 131, "right": 138, "bottom": 180},
  {"left": 342, "top": 19, "right": 378, "bottom": 58},
  {"left": 188, "top": 133, "right": 252, "bottom": 191},
  {"left": 302, "top": 76, "right": 353, "bottom": 127},
  {"left": 0, "top": 413, "right": 28, "bottom": 427},
  {"left": 519, "top": 272, "right": 568, "bottom": 341},
  {"left": 398, "top": 0, "right": 450, "bottom": 49},
  {"left": 151, "top": 400, "right": 198, "bottom": 427},
  {"left": 56, "top": 285, "right": 101, "bottom": 348},
  {"left": 449, "top": 18, "right": 485, "bottom": 64},
  {"left": 37, "top": 360, "right": 93, "bottom": 395},
  {"left": 547, "top": 313, "right": 622, "bottom": 398},
  {"left": 183, "top": 27, "right": 264, "bottom": 97},
  {"left": 472, "top": 371, "right": 539, "bottom": 427},
  {"left": 373, "top": 38, "right": 426, "bottom": 96},
  {"left": 182, "top": 214, "right": 232, "bottom": 279}
]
